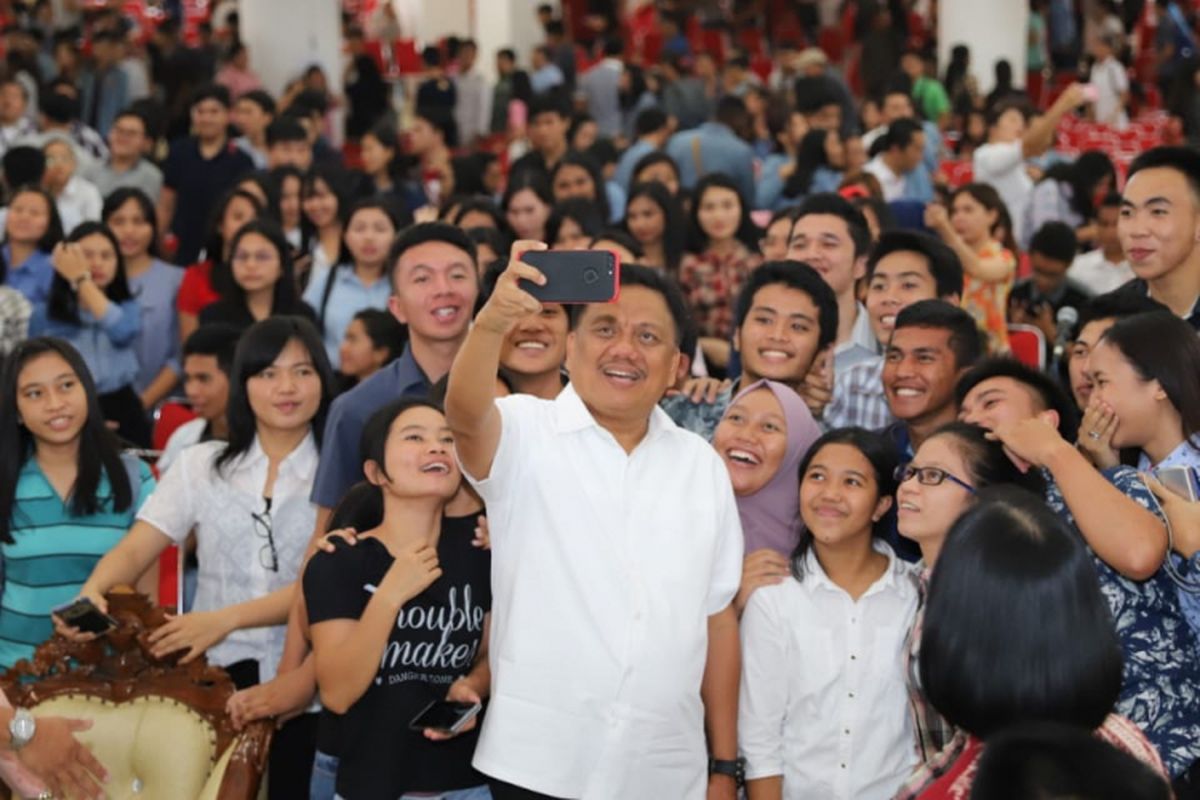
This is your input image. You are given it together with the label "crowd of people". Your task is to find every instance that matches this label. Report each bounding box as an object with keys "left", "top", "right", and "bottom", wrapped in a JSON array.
[{"left": 0, "top": 0, "right": 1198, "bottom": 799}]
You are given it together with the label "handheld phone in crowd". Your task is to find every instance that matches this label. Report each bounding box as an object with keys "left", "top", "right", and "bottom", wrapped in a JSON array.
[
  {"left": 52, "top": 597, "right": 117, "bottom": 635},
  {"left": 408, "top": 699, "right": 482, "bottom": 734},
  {"left": 1156, "top": 466, "right": 1200, "bottom": 503},
  {"left": 517, "top": 250, "right": 620, "bottom": 304}
]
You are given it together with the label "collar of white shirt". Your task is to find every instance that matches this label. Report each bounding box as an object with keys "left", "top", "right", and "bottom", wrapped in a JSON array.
[
  {"left": 227, "top": 430, "right": 319, "bottom": 483},
  {"left": 801, "top": 539, "right": 905, "bottom": 599},
  {"left": 552, "top": 381, "right": 674, "bottom": 445}
]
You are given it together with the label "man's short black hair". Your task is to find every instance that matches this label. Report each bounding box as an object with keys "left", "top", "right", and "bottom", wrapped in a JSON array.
[
  {"left": 545, "top": 19, "right": 566, "bottom": 37},
  {"left": 191, "top": 83, "right": 231, "bottom": 109},
  {"left": 733, "top": 261, "right": 839, "bottom": 351},
  {"left": 1098, "top": 190, "right": 1123, "bottom": 210},
  {"left": 415, "top": 106, "right": 459, "bottom": 149},
  {"left": 867, "top": 230, "right": 963, "bottom": 298},
  {"left": 634, "top": 107, "right": 669, "bottom": 138},
  {"left": 292, "top": 88, "right": 329, "bottom": 116},
  {"left": 112, "top": 107, "right": 148, "bottom": 134},
  {"left": 602, "top": 36, "right": 623, "bottom": 58},
  {"left": 528, "top": 91, "right": 569, "bottom": 121},
  {"left": 1072, "top": 290, "right": 1164, "bottom": 339},
  {"left": 892, "top": 299, "right": 984, "bottom": 371},
  {"left": 182, "top": 323, "right": 241, "bottom": 376},
  {"left": 265, "top": 116, "right": 307, "bottom": 147},
  {"left": 955, "top": 357, "right": 1080, "bottom": 442},
  {"left": 1126, "top": 145, "right": 1200, "bottom": 202},
  {"left": 237, "top": 89, "right": 276, "bottom": 116},
  {"left": 388, "top": 222, "right": 477, "bottom": 286},
  {"left": 498, "top": 48, "right": 516, "bottom": 62},
  {"left": 3, "top": 146, "right": 45, "bottom": 187},
  {"left": 1028, "top": 221, "right": 1077, "bottom": 263},
  {"left": 985, "top": 98, "right": 1031, "bottom": 129},
  {"left": 794, "top": 192, "right": 872, "bottom": 259},
  {"left": 91, "top": 29, "right": 122, "bottom": 46},
  {"left": 714, "top": 95, "right": 750, "bottom": 133},
  {"left": 881, "top": 117, "right": 923, "bottom": 151},
  {"left": 568, "top": 264, "right": 694, "bottom": 350},
  {"left": 39, "top": 90, "right": 78, "bottom": 124},
  {"left": 794, "top": 80, "right": 840, "bottom": 114}
]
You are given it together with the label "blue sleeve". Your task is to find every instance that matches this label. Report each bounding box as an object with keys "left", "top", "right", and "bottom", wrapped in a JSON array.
[
  {"left": 98, "top": 299, "right": 141, "bottom": 346},
  {"left": 755, "top": 155, "right": 785, "bottom": 211},
  {"left": 737, "top": 148, "right": 756, "bottom": 208},
  {"left": 310, "top": 396, "right": 362, "bottom": 509},
  {"left": 28, "top": 305, "right": 48, "bottom": 336}
]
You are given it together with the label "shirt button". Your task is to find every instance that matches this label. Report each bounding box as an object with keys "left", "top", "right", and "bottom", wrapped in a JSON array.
[
  {"left": 840, "top": 763, "right": 847, "bottom": 769},
  {"left": 844, "top": 728, "right": 850, "bottom": 735},
  {"left": 850, "top": 654, "right": 857, "bottom": 661},
  {"left": 848, "top": 692, "right": 855, "bottom": 699}
]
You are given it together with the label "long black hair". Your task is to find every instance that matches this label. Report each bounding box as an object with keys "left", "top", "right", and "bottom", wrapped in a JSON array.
[
  {"left": 300, "top": 162, "right": 353, "bottom": 241},
  {"left": 549, "top": 151, "right": 611, "bottom": 222},
  {"left": 1100, "top": 310, "right": 1200, "bottom": 455},
  {"left": 202, "top": 187, "right": 265, "bottom": 291},
  {"left": 0, "top": 186, "right": 64, "bottom": 285},
  {"left": 216, "top": 218, "right": 305, "bottom": 315},
  {"left": 1042, "top": 151, "right": 1116, "bottom": 222},
  {"left": 624, "top": 180, "right": 686, "bottom": 274},
  {"left": 0, "top": 337, "right": 133, "bottom": 543},
  {"left": 687, "top": 172, "right": 761, "bottom": 253},
  {"left": 791, "top": 427, "right": 899, "bottom": 579},
  {"left": 214, "top": 316, "right": 335, "bottom": 475},
  {"left": 545, "top": 197, "right": 605, "bottom": 247},
  {"left": 784, "top": 129, "right": 837, "bottom": 199},
  {"left": 46, "top": 222, "right": 132, "bottom": 325},
  {"left": 101, "top": 187, "right": 162, "bottom": 260}
]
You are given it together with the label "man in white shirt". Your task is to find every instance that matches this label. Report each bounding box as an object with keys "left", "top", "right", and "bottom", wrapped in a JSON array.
[
  {"left": 973, "top": 84, "right": 1092, "bottom": 247},
  {"left": 447, "top": 244, "right": 744, "bottom": 799},
  {"left": 0, "top": 78, "right": 36, "bottom": 159},
  {"left": 1088, "top": 33, "right": 1130, "bottom": 129},
  {"left": 863, "top": 119, "right": 926, "bottom": 202},
  {"left": 787, "top": 194, "right": 879, "bottom": 372},
  {"left": 454, "top": 39, "right": 492, "bottom": 147},
  {"left": 1068, "top": 193, "right": 1134, "bottom": 295}
]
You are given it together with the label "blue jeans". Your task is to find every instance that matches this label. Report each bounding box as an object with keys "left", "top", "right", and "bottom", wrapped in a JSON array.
[{"left": 310, "top": 750, "right": 339, "bottom": 800}]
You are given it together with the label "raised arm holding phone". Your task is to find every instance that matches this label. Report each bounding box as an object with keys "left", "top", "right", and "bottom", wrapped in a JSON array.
[{"left": 446, "top": 243, "right": 745, "bottom": 799}]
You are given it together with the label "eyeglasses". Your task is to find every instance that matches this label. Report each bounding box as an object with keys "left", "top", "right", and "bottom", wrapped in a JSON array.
[
  {"left": 232, "top": 249, "right": 277, "bottom": 264},
  {"left": 894, "top": 464, "right": 976, "bottom": 494},
  {"left": 251, "top": 498, "right": 279, "bottom": 572}
]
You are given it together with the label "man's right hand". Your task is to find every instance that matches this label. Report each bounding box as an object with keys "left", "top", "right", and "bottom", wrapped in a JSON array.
[
  {"left": 474, "top": 241, "right": 548, "bottom": 336},
  {"left": 17, "top": 716, "right": 108, "bottom": 800}
]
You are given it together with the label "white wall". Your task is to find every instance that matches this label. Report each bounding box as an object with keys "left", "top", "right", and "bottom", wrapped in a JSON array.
[{"left": 939, "top": 1, "right": 1029, "bottom": 95}]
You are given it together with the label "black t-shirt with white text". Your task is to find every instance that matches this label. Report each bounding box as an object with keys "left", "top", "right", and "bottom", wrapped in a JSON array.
[{"left": 304, "top": 514, "right": 491, "bottom": 799}]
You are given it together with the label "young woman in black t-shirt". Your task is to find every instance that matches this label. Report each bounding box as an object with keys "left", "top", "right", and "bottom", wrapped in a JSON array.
[{"left": 303, "top": 398, "right": 492, "bottom": 800}]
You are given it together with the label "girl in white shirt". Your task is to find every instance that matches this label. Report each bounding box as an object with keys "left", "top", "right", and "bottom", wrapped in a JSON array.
[
  {"left": 66, "top": 316, "right": 335, "bottom": 685},
  {"left": 739, "top": 427, "right": 919, "bottom": 800}
]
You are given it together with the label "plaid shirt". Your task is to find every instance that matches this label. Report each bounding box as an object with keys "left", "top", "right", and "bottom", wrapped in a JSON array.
[
  {"left": 0, "top": 287, "right": 30, "bottom": 356},
  {"left": 826, "top": 355, "right": 895, "bottom": 432},
  {"left": 659, "top": 382, "right": 736, "bottom": 441},
  {"left": 678, "top": 245, "right": 762, "bottom": 340},
  {"left": 905, "top": 568, "right": 958, "bottom": 766}
]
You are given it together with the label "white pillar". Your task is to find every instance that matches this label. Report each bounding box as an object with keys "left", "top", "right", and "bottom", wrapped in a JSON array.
[
  {"left": 939, "top": 1, "right": 1029, "bottom": 95},
  {"left": 474, "top": 0, "right": 555, "bottom": 82},
  {"left": 239, "top": 0, "right": 344, "bottom": 142}
]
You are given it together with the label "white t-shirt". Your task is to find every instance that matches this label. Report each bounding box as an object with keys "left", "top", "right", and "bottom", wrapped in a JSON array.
[
  {"left": 1068, "top": 249, "right": 1135, "bottom": 295},
  {"left": 463, "top": 385, "right": 744, "bottom": 799},
  {"left": 1090, "top": 56, "right": 1129, "bottom": 128},
  {"left": 974, "top": 140, "right": 1034, "bottom": 246},
  {"left": 864, "top": 156, "right": 906, "bottom": 202}
]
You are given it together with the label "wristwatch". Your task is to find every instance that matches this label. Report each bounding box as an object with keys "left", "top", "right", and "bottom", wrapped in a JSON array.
[
  {"left": 8, "top": 708, "right": 34, "bottom": 752},
  {"left": 70, "top": 272, "right": 92, "bottom": 292},
  {"left": 708, "top": 757, "right": 745, "bottom": 786}
]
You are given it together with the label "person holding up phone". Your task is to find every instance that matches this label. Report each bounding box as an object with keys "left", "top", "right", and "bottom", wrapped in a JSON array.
[
  {"left": 303, "top": 398, "right": 492, "bottom": 800},
  {"left": 0, "top": 337, "right": 156, "bottom": 670},
  {"left": 446, "top": 241, "right": 743, "bottom": 799}
]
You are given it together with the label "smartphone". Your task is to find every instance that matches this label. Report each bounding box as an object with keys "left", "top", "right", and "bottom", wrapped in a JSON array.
[
  {"left": 517, "top": 250, "right": 620, "bottom": 304},
  {"left": 52, "top": 597, "right": 117, "bottom": 635},
  {"left": 408, "top": 700, "right": 482, "bottom": 734},
  {"left": 1156, "top": 466, "right": 1200, "bottom": 502}
]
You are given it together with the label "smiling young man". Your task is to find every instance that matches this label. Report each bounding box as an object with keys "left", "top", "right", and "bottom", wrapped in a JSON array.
[
  {"left": 1111, "top": 146, "right": 1200, "bottom": 330},
  {"left": 825, "top": 231, "right": 963, "bottom": 431},
  {"left": 481, "top": 259, "right": 569, "bottom": 399},
  {"left": 786, "top": 193, "right": 878, "bottom": 372},
  {"left": 310, "top": 222, "right": 478, "bottom": 532},
  {"left": 663, "top": 260, "right": 837, "bottom": 439},
  {"left": 447, "top": 244, "right": 743, "bottom": 800},
  {"left": 956, "top": 357, "right": 1200, "bottom": 783}
]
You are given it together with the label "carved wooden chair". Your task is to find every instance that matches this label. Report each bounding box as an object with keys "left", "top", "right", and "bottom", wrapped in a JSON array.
[{"left": 0, "top": 590, "right": 271, "bottom": 800}]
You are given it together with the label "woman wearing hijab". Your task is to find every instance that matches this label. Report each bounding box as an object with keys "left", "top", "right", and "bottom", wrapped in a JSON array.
[{"left": 711, "top": 379, "right": 822, "bottom": 614}]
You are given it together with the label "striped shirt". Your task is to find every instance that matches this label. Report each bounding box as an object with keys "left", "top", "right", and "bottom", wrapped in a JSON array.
[{"left": 0, "top": 455, "right": 155, "bottom": 668}]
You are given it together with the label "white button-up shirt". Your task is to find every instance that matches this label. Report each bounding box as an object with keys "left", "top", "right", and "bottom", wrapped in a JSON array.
[
  {"left": 137, "top": 434, "right": 318, "bottom": 682},
  {"left": 739, "top": 543, "right": 919, "bottom": 800},
  {"left": 463, "top": 385, "right": 744, "bottom": 799}
]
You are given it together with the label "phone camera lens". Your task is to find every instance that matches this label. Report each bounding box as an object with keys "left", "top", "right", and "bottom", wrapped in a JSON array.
[{"left": 583, "top": 268, "right": 599, "bottom": 285}]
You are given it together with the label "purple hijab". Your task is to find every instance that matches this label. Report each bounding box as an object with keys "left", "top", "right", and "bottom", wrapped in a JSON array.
[{"left": 723, "top": 379, "right": 822, "bottom": 557}]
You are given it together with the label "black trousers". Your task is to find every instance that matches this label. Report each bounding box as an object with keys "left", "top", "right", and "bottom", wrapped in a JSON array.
[
  {"left": 488, "top": 778, "right": 575, "bottom": 800},
  {"left": 98, "top": 384, "right": 151, "bottom": 448},
  {"left": 1175, "top": 760, "right": 1200, "bottom": 800}
]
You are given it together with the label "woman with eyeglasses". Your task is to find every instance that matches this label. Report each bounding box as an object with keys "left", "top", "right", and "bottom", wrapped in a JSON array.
[
  {"left": 739, "top": 427, "right": 920, "bottom": 798},
  {"left": 199, "top": 219, "right": 317, "bottom": 331},
  {"left": 63, "top": 317, "right": 334, "bottom": 797},
  {"left": 894, "top": 422, "right": 1044, "bottom": 764}
]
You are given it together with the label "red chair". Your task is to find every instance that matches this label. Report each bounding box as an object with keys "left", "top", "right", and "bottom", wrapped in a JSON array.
[
  {"left": 152, "top": 401, "right": 197, "bottom": 453},
  {"left": 1008, "top": 324, "right": 1047, "bottom": 370}
]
